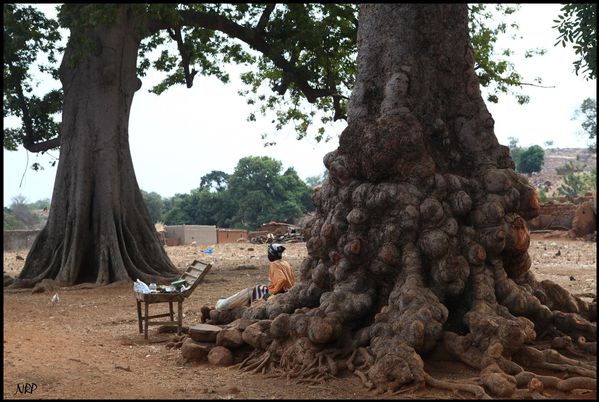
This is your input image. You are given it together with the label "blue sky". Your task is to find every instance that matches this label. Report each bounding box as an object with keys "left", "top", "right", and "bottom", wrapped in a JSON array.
[{"left": 3, "top": 4, "right": 597, "bottom": 207}]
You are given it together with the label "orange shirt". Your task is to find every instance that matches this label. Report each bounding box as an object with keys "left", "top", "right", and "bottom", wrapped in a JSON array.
[{"left": 267, "top": 260, "right": 295, "bottom": 294}]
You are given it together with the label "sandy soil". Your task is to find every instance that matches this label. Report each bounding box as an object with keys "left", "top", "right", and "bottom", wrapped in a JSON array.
[{"left": 3, "top": 234, "right": 596, "bottom": 400}]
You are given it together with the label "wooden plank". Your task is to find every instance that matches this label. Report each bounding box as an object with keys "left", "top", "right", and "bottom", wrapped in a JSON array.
[
  {"left": 136, "top": 293, "right": 186, "bottom": 303},
  {"left": 147, "top": 321, "right": 178, "bottom": 326},
  {"left": 183, "top": 271, "right": 200, "bottom": 279},
  {"left": 146, "top": 313, "right": 173, "bottom": 319}
]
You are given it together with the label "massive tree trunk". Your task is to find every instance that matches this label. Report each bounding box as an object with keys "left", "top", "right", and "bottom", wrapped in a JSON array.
[
  {"left": 210, "top": 4, "right": 596, "bottom": 397},
  {"left": 13, "top": 7, "right": 179, "bottom": 288}
]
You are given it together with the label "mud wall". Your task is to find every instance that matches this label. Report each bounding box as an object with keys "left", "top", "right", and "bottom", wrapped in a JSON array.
[
  {"left": 527, "top": 203, "right": 577, "bottom": 230},
  {"left": 217, "top": 229, "right": 248, "bottom": 243},
  {"left": 3, "top": 230, "right": 41, "bottom": 251}
]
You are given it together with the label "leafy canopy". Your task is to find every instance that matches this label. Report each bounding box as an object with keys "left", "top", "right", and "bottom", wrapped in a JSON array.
[
  {"left": 517, "top": 145, "right": 545, "bottom": 174},
  {"left": 573, "top": 97, "right": 597, "bottom": 151},
  {"left": 507, "top": 138, "right": 545, "bottom": 174},
  {"left": 469, "top": 4, "right": 546, "bottom": 105},
  {"left": 3, "top": 4, "right": 62, "bottom": 155},
  {"left": 557, "top": 166, "right": 596, "bottom": 197},
  {"left": 154, "top": 156, "right": 314, "bottom": 230},
  {"left": 553, "top": 3, "right": 597, "bottom": 80},
  {"left": 4, "top": 3, "right": 561, "bottom": 160}
]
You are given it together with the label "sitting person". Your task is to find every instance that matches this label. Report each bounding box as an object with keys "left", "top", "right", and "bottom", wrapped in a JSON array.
[
  {"left": 251, "top": 243, "right": 295, "bottom": 302},
  {"left": 212, "top": 243, "right": 295, "bottom": 313}
]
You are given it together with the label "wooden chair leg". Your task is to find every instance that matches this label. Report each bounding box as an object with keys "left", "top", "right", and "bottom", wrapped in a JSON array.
[
  {"left": 136, "top": 300, "right": 143, "bottom": 333},
  {"left": 144, "top": 302, "right": 149, "bottom": 340},
  {"left": 177, "top": 301, "right": 183, "bottom": 335},
  {"left": 169, "top": 301, "right": 174, "bottom": 320}
]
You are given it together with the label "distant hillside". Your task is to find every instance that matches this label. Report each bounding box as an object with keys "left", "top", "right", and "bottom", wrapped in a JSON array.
[
  {"left": 3, "top": 208, "right": 49, "bottom": 231},
  {"left": 527, "top": 148, "right": 596, "bottom": 197}
]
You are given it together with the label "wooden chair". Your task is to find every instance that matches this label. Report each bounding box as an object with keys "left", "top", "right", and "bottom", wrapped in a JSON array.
[{"left": 135, "top": 260, "right": 212, "bottom": 339}]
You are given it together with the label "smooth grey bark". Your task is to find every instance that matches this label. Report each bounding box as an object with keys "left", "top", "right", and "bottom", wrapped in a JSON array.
[{"left": 14, "top": 7, "right": 179, "bottom": 287}]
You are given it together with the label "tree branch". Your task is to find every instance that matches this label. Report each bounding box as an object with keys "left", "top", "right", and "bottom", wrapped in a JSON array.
[
  {"left": 167, "top": 27, "right": 197, "bottom": 88},
  {"left": 518, "top": 82, "right": 555, "bottom": 89},
  {"left": 147, "top": 8, "right": 337, "bottom": 104},
  {"left": 22, "top": 138, "right": 61, "bottom": 153},
  {"left": 256, "top": 4, "right": 276, "bottom": 33},
  {"left": 8, "top": 61, "right": 61, "bottom": 153}
]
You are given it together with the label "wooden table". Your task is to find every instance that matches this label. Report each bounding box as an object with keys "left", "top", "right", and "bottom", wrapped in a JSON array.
[{"left": 134, "top": 260, "right": 212, "bottom": 339}]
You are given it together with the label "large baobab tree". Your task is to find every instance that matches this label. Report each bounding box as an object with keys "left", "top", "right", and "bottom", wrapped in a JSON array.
[
  {"left": 208, "top": 4, "right": 596, "bottom": 398},
  {"left": 5, "top": 3, "right": 357, "bottom": 287}
]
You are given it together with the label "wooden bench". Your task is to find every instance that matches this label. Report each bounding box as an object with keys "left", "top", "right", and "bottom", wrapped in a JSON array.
[{"left": 134, "top": 260, "right": 212, "bottom": 339}]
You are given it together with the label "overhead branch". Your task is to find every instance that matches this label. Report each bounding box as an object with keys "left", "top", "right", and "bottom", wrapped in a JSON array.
[
  {"left": 324, "top": 53, "right": 347, "bottom": 121},
  {"left": 147, "top": 8, "right": 338, "bottom": 104},
  {"left": 8, "top": 62, "right": 61, "bottom": 153},
  {"left": 256, "top": 4, "right": 276, "bottom": 33},
  {"left": 22, "top": 137, "right": 61, "bottom": 153},
  {"left": 518, "top": 82, "right": 556, "bottom": 88},
  {"left": 167, "top": 27, "right": 197, "bottom": 88}
]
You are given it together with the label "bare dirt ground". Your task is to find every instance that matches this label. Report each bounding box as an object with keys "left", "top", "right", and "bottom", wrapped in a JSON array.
[{"left": 3, "top": 234, "right": 596, "bottom": 400}]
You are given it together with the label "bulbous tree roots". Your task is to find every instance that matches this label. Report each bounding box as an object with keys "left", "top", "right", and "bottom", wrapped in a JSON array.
[
  {"left": 214, "top": 155, "right": 596, "bottom": 398},
  {"left": 197, "top": 6, "right": 598, "bottom": 393}
]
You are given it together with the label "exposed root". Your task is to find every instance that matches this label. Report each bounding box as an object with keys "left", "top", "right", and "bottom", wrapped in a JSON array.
[
  {"left": 389, "top": 381, "right": 425, "bottom": 396},
  {"left": 240, "top": 337, "right": 345, "bottom": 386},
  {"left": 551, "top": 335, "right": 592, "bottom": 358},
  {"left": 424, "top": 372, "right": 491, "bottom": 399},
  {"left": 517, "top": 346, "right": 596, "bottom": 378},
  {"left": 324, "top": 353, "right": 338, "bottom": 376},
  {"left": 245, "top": 351, "right": 271, "bottom": 374},
  {"left": 346, "top": 349, "right": 358, "bottom": 372},
  {"left": 515, "top": 371, "right": 596, "bottom": 392},
  {"left": 235, "top": 350, "right": 260, "bottom": 370},
  {"left": 354, "top": 369, "right": 373, "bottom": 390},
  {"left": 345, "top": 346, "right": 374, "bottom": 372},
  {"left": 553, "top": 310, "right": 596, "bottom": 342}
]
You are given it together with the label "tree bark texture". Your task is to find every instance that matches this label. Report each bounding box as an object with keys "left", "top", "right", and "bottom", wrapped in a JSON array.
[
  {"left": 209, "top": 4, "right": 596, "bottom": 397},
  {"left": 14, "top": 7, "right": 179, "bottom": 287}
]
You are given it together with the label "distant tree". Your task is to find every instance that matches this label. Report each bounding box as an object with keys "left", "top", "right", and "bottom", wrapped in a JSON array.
[
  {"left": 538, "top": 188, "right": 549, "bottom": 203},
  {"left": 507, "top": 137, "right": 524, "bottom": 169},
  {"left": 141, "top": 190, "right": 165, "bottom": 223},
  {"left": 507, "top": 138, "right": 545, "bottom": 174},
  {"left": 160, "top": 157, "right": 311, "bottom": 229},
  {"left": 573, "top": 97, "right": 597, "bottom": 151},
  {"left": 276, "top": 167, "right": 314, "bottom": 218},
  {"left": 226, "top": 156, "right": 313, "bottom": 229},
  {"left": 557, "top": 168, "right": 596, "bottom": 197},
  {"left": 305, "top": 175, "right": 323, "bottom": 187},
  {"left": 164, "top": 188, "right": 237, "bottom": 228},
  {"left": 4, "top": 207, "right": 26, "bottom": 230},
  {"left": 305, "top": 171, "right": 328, "bottom": 187},
  {"left": 162, "top": 193, "right": 191, "bottom": 225},
  {"left": 8, "top": 195, "right": 40, "bottom": 229},
  {"left": 228, "top": 156, "right": 284, "bottom": 229},
  {"left": 507, "top": 136, "right": 519, "bottom": 148},
  {"left": 517, "top": 145, "right": 545, "bottom": 174},
  {"left": 199, "top": 170, "right": 229, "bottom": 192},
  {"left": 544, "top": 140, "right": 554, "bottom": 148},
  {"left": 553, "top": 3, "right": 597, "bottom": 80},
  {"left": 192, "top": 189, "right": 237, "bottom": 228},
  {"left": 28, "top": 198, "right": 51, "bottom": 210}
]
